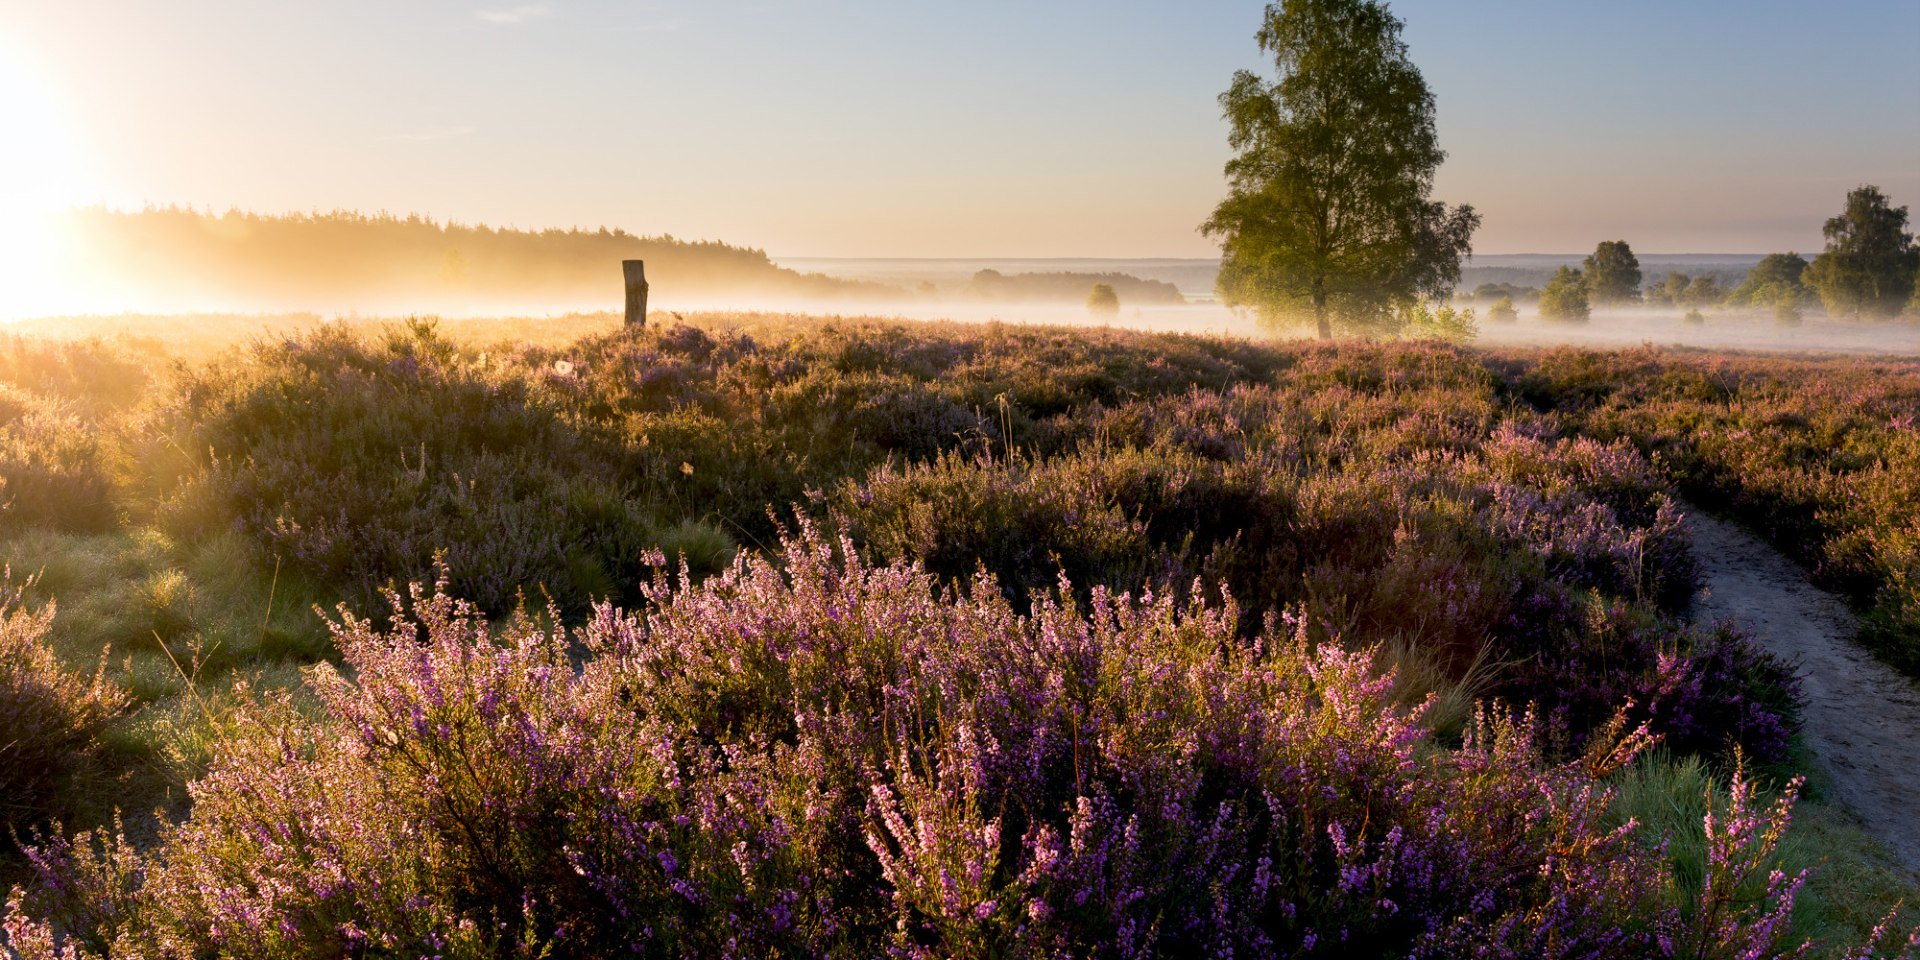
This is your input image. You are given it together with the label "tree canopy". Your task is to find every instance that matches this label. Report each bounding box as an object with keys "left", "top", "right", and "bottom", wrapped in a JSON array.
[
  {"left": 1729, "top": 253, "right": 1811, "bottom": 309},
  {"left": 1804, "top": 186, "right": 1920, "bottom": 320},
  {"left": 1646, "top": 273, "right": 1691, "bottom": 307},
  {"left": 1582, "top": 241, "right": 1642, "bottom": 305},
  {"left": 1203, "top": 0, "right": 1478, "bottom": 338},
  {"left": 1538, "top": 267, "right": 1590, "bottom": 322}
]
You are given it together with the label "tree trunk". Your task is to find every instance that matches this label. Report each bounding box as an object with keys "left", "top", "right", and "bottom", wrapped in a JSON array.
[
  {"left": 1312, "top": 276, "right": 1331, "bottom": 339},
  {"left": 622, "top": 260, "right": 649, "bottom": 327}
]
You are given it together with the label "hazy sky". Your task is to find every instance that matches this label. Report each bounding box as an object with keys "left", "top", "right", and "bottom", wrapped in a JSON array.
[{"left": 2, "top": 0, "right": 1916, "bottom": 257}]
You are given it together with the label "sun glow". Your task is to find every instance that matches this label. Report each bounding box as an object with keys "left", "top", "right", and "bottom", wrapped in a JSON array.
[{"left": 0, "top": 47, "right": 94, "bottom": 320}]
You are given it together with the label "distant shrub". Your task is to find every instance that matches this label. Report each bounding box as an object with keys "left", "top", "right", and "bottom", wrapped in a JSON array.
[
  {"left": 0, "top": 580, "right": 126, "bottom": 835},
  {"left": 1539, "top": 266, "right": 1591, "bottom": 323},
  {"left": 1086, "top": 282, "right": 1120, "bottom": 317},
  {"left": 835, "top": 405, "right": 1795, "bottom": 763},
  {"left": 1488, "top": 295, "right": 1518, "bottom": 323},
  {"left": 106, "top": 320, "right": 1801, "bottom": 766},
  {"left": 1684, "top": 308, "right": 1707, "bottom": 326},
  {"left": 1400, "top": 302, "right": 1479, "bottom": 343},
  {"left": 0, "top": 535, "right": 1864, "bottom": 958}
]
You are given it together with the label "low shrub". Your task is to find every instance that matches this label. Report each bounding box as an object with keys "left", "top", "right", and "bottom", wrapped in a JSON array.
[
  {"left": 155, "top": 322, "right": 651, "bottom": 611},
  {"left": 0, "top": 580, "right": 127, "bottom": 836},
  {"left": 0, "top": 394, "right": 119, "bottom": 534}
]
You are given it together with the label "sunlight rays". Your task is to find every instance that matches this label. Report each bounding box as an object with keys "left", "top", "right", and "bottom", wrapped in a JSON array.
[{"left": 0, "top": 45, "right": 92, "bottom": 320}]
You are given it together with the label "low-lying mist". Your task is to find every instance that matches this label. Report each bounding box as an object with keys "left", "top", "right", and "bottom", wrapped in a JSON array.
[{"left": 11, "top": 297, "right": 1920, "bottom": 359}]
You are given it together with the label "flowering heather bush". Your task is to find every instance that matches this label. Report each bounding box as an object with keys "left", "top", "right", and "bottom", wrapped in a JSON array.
[
  {"left": 0, "top": 336, "right": 150, "bottom": 534},
  {"left": 0, "top": 579, "right": 127, "bottom": 835},
  {"left": 2, "top": 529, "right": 1887, "bottom": 959},
  {"left": 151, "top": 321, "right": 1291, "bottom": 612},
  {"left": 1510, "top": 349, "right": 1920, "bottom": 673},
  {"left": 157, "top": 322, "right": 657, "bottom": 610},
  {"left": 837, "top": 365, "right": 1770, "bottom": 760},
  {"left": 135, "top": 322, "right": 1802, "bottom": 767},
  {"left": 0, "top": 390, "right": 119, "bottom": 534}
]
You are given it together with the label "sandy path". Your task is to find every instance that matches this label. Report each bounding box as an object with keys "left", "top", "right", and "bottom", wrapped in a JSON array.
[{"left": 1685, "top": 507, "right": 1920, "bottom": 873}]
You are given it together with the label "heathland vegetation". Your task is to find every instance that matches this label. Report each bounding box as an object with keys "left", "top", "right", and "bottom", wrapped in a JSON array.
[
  {"left": 2, "top": 313, "right": 1918, "bottom": 957},
  {"left": 1515, "top": 348, "right": 1920, "bottom": 675}
]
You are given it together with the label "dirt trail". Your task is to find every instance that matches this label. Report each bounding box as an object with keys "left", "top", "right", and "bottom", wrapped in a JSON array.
[{"left": 1685, "top": 507, "right": 1920, "bottom": 873}]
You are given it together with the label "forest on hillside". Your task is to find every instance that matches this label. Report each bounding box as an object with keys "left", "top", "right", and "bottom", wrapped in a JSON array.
[{"left": 61, "top": 207, "right": 891, "bottom": 311}]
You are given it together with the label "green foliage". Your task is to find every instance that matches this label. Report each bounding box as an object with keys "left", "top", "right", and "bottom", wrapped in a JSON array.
[
  {"left": 1612, "top": 753, "right": 1918, "bottom": 958},
  {"left": 1804, "top": 186, "right": 1920, "bottom": 319},
  {"left": 1684, "top": 308, "right": 1707, "bottom": 326},
  {"left": 1473, "top": 282, "right": 1537, "bottom": 303},
  {"left": 1086, "top": 282, "right": 1120, "bottom": 317},
  {"left": 1685, "top": 275, "right": 1726, "bottom": 308},
  {"left": 1400, "top": 302, "right": 1479, "bottom": 343},
  {"left": 1766, "top": 283, "right": 1806, "bottom": 326},
  {"left": 1488, "top": 295, "right": 1519, "bottom": 323},
  {"left": 1203, "top": 0, "right": 1478, "bottom": 338},
  {"left": 0, "top": 337, "right": 159, "bottom": 535},
  {"left": 1648, "top": 272, "right": 1693, "bottom": 307},
  {"left": 1583, "top": 241, "right": 1643, "bottom": 304},
  {"left": 1539, "top": 266, "right": 1591, "bottom": 322},
  {"left": 1730, "top": 253, "right": 1813, "bottom": 308}
]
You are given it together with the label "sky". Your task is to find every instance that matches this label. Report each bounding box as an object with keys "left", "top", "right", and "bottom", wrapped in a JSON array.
[{"left": 1, "top": 0, "right": 1916, "bottom": 258}]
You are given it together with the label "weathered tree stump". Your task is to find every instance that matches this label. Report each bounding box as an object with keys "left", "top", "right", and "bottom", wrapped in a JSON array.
[{"left": 623, "top": 260, "right": 649, "bottom": 327}]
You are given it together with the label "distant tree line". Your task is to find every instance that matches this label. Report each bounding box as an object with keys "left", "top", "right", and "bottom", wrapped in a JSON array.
[
  {"left": 1472, "top": 186, "right": 1919, "bottom": 324},
  {"left": 65, "top": 207, "right": 889, "bottom": 311},
  {"left": 1464, "top": 282, "right": 1539, "bottom": 303}
]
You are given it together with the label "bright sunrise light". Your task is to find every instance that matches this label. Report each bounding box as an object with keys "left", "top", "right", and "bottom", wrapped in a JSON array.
[{"left": 0, "top": 45, "right": 88, "bottom": 320}]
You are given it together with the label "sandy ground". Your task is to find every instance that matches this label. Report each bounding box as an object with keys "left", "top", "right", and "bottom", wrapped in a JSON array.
[{"left": 1685, "top": 507, "right": 1920, "bottom": 873}]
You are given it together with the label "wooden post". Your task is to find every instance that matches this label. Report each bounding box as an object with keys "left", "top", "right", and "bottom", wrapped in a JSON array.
[{"left": 623, "top": 259, "right": 649, "bottom": 327}]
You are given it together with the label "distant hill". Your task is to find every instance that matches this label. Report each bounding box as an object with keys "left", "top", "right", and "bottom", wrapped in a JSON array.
[
  {"left": 62, "top": 207, "right": 893, "bottom": 313},
  {"left": 959, "top": 269, "right": 1185, "bottom": 305}
]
